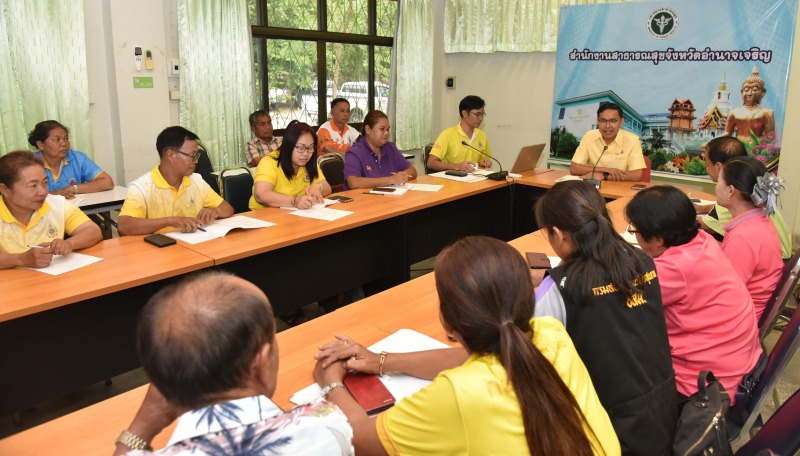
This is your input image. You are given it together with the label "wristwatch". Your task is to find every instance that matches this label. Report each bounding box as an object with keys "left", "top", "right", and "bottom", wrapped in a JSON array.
[
  {"left": 320, "top": 382, "right": 346, "bottom": 398},
  {"left": 602, "top": 171, "right": 609, "bottom": 181},
  {"left": 116, "top": 429, "right": 150, "bottom": 451}
]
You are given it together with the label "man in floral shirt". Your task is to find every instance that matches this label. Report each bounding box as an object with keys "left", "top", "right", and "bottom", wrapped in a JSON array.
[{"left": 114, "top": 271, "right": 353, "bottom": 455}]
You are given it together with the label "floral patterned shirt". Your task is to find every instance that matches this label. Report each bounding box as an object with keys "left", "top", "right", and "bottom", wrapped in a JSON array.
[{"left": 129, "top": 396, "right": 353, "bottom": 455}]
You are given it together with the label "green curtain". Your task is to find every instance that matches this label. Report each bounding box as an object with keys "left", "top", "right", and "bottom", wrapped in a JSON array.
[
  {"left": 444, "top": 0, "right": 633, "bottom": 53},
  {"left": 177, "top": 0, "right": 253, "bottom": 169},
  {"left": 394, "top": 0, "right": 434, "bottom": 150},
  {"left": 0, "top": 0, "right": 92, "bottom": 156}
]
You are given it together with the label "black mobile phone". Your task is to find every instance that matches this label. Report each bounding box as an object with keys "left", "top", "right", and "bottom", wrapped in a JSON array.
[
  {"left": 631, "top": 184, "right": 646, "bottom": 190},
  {"left": 144, "top": 234, "right": 177, "bottom": 248},
  {"left": 328, "top": 195, "right": 354, "bottom": 203},
  {"left": 689, "top": 198, "right": 701, "bottom": 203},
  {"left": 373, "top": 187, "right": 396, "bottom": 192},
  {"left": 445, "top": 170, "right": 468, "bottom": 177}
]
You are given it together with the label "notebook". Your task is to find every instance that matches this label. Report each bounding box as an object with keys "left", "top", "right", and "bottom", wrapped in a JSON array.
[{"left": 510, "top": 144, "right": 547, "bottom": 174}]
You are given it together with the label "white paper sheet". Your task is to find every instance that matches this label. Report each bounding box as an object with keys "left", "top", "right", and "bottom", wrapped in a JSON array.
[
  {"left": 428, "top": 171, "right": 487, "bottom": 183},
  {"left": 408, "top": 183, "right": 443, "bottom": 192},
  {"left": 290, "top": 329, "right": 451, "bottom": 405},
  {"left": 165, "top": 215, "right": 275, "bottom": 244},
  {"left": 280, "top": 198, "right": 341, "bottom": 210},
  {"left": 548, "top": 256, "right": 562, "bottom": 268},
  {"left": 554, "top": 175, "right": 582, "bottom": 183},
  {"left": 288, "top": 207, "right": 353, "bottom": 221},
  {"left": 26, "top": 252, "right": 103, "bottom": 275}
]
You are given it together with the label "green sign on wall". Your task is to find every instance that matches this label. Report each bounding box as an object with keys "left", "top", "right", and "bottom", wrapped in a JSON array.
[{"left": 133, "top": 77, "right": 154, "bottom": 89}]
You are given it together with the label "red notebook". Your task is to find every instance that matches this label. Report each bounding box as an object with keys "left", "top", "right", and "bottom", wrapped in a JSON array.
[{"left": 343, "top": 373, "right": 396, "bottom": 415}]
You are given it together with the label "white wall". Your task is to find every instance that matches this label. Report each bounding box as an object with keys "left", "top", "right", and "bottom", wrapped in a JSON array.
[{"left": 83, "top": 0, "right": 178, "bottom": 185}]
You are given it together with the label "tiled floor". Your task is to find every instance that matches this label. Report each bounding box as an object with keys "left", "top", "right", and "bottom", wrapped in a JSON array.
[{"left": 1, "top": 272, "right": 797, "bottom": 449}]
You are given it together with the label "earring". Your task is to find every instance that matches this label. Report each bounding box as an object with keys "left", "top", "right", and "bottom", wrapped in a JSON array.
[{"left": 446, "top": 334, "right": 456, "bottom": 342}]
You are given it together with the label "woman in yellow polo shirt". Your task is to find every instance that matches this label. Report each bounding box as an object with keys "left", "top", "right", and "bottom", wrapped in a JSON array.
[
  {"left": 0, "top": 151, "right": 102, "bottom": 269},
  {"left": 249, "top": 120, "right": 332, "bottom": 210},
  {"left": 313, "top": 236, "right": 620, "bottom": 456}
]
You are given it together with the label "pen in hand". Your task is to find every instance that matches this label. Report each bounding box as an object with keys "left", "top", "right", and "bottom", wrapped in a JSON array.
[{"left": 197, "top": 227, "right": 207, "bottom": 232}]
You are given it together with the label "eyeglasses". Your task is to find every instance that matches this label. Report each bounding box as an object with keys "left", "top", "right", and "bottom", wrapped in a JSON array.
[
  {"left": 625, "top": 223, "right": 639, "bottom": 235},
  {"left": 469, "top": 110, "right": 487, "bottom": 118},
  {"left": 294, "top": 144, "right": 315, "bottom": 155},
  {"left": 172, "top": 149, "right": 201, "bottom": 163},
  {"left": 598, "top": 118, "right": 620, "bottom": 125}
]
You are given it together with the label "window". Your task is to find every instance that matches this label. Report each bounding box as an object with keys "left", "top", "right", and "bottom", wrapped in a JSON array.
[{"left": 249, "top": 0, "right": 397, "bottom": 130}]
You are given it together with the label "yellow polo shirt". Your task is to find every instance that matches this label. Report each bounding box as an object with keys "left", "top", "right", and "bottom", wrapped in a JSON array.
[
  {"left": 249, "top": 152, "right": 325, "bottom": 210},
  {"left": 0, "top": 194, "right": 91, "bottom": 254},
  {"left": 376, "top": 317, "right": 620, "bottom": 455},
  {"left": 431, "top": 123, "right": 492, "bottom": 164},
  {"left": 572, "top": 129, "right": 645, "bottom": 171},
  {"left": 119, "top": 167, "right": 224, "bottom": 233}
]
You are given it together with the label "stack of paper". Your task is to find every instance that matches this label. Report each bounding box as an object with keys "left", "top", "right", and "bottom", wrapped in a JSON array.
[
  {"left": 26, "top": 252, "right": 103, "bottom": 275},
  {"left": 165, "top": 215, "right": 275, "bottom": 244},
  {"left": 290, "top": 329, "right": 451, "bottom": 405}
]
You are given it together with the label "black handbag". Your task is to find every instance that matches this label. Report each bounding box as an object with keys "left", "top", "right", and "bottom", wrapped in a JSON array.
[{"left": 672, "top": 371, "right": 734, "bottom": 456}]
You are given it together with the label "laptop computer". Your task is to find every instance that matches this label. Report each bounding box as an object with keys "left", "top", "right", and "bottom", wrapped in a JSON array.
[{"left": 510, "top": 144, "right": 548, "bottom": 174}]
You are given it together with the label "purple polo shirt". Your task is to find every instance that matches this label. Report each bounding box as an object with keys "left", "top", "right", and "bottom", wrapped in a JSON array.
[{"left": 343, "top": 138, "right": 412, "bottom": 190}]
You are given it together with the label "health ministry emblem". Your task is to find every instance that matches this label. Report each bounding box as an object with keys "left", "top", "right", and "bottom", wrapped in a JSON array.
[{"left": 647, "top": 7, "right": 678, "bottom": 40}]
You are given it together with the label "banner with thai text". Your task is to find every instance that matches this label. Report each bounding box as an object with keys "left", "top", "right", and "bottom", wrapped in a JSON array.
[{"left": 551, "top": 0, "right": 797, "bottom": 175}]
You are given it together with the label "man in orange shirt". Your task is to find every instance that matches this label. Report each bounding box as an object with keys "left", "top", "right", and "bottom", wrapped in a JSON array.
[{"left": 317, "top": 98, "right": 359, "bottom": 156}]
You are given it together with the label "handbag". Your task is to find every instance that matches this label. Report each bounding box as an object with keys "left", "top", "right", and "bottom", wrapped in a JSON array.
[{"left": 673, "top": 371, "right": 734, "bottom": 456}]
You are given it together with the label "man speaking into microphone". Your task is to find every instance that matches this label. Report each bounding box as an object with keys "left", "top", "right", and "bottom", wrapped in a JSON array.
[
  {"left": 427, "top": 95, "right": 493, "bottom": 172},
  {"left": 570, "top": 102, "right": 646, "bottom": 182}
]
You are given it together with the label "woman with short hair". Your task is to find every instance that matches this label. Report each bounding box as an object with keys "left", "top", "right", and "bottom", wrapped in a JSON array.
[{"left": 0, "top": 150, "right": 102, "bottom": 269}]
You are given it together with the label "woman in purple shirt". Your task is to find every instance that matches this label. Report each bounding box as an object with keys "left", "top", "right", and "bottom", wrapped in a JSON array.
[{"left": 343, "top": 110, "right": 417, "bottom": 189}]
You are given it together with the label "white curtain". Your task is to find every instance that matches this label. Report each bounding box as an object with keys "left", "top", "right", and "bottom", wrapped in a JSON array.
[
  {"left": 0, "top": 0, "right": 92, "bottom": 156},
  {"left": 393, "top": 0, "right": 434, "bottom": 150},
  {"left": 445, "top": 0, "right": 634, "bottom": 53},
  {"left": 177, "top": 0, "right": 254, "bottom": 169}
]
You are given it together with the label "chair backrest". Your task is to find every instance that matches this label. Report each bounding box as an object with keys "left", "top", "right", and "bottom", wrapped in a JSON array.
[
  {"left": 195, "top": 145, "right": 220, "bottom": 194},
  {"left": 423, "top": 143, "right": 434, "bottom": 174},
  {"left": 319, "top": 153, "right": 345, "bottom": 192},
  {"left": 218, "top": 166, "right": 254, "bottom": 214},
  {"left": 759, "top": 249, "right": 800, "bottom": 342},
  {"left": 730, "top": 299, "right": 800, "bottom": 444},
  {"left": 641, "top": 155, "right": 652, "bottom": 182},
  {"left": 735, "top": 387, "right": 800, "bottom": 456}
]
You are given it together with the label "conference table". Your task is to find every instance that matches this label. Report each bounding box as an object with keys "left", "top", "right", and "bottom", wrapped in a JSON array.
[
  {"left": 0, "top": 172, "right": 712, "bottom": 454},
  {"left": 0, "top": 167, "right": 664, "bottom": 421}
]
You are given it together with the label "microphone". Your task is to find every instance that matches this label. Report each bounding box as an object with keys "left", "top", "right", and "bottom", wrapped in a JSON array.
[
  {"left": 460, "top": 141, "right": 508, "bottom": 181},
  {"left": 584, "top": 145, "right": 608, "bottom": 189}
]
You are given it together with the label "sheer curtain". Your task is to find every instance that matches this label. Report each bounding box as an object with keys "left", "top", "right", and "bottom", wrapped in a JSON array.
[
  {"left": 0, "top": 0, "right": 92, "bottom": 156},
  {"left": 445, "top": 0, "right": 633, "bottom": 53},
  {"left": 393, "top": 0, "right": 434, "bottom": 150},
  {"left": 177, "top": 0, "right": 253, "bottom": 169}
]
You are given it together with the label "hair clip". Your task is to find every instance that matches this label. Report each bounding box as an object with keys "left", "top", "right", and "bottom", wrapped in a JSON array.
[{"left": 751, "top": 172, "right": 784, "bottom": 216}]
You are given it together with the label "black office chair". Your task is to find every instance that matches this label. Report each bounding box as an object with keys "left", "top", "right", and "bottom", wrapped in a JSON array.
[
  {"left": 218, "top": 166, "right": 255, "bottom": 214},
  {"left": 423, "top": 143, "right": 433, "bottom": 174},
  {"left": 319, "top": 153, "right": 345, "bottom": 192},
  {"left": 195, "top": 144, "right": 220, "bottom": 194},
  {"left": 758, "top": 249, "right": 800, "bottom": 342}
]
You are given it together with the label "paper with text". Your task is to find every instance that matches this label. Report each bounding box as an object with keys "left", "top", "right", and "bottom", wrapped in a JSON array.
[{"left": 165, "top": 215, "right": 275, "bottom": 244}]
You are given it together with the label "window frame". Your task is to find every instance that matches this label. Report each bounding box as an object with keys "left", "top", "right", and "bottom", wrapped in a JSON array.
[{"left": 251, "top": 0, "right": 395, "bottom": 131}]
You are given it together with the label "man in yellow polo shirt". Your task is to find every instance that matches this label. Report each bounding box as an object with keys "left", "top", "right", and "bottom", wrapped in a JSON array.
[
  {"left": 427, "top": 95, "right": 493, "bottom": 172},
  {"left": 118, "top": 127, "right": 234, "bottom": 235},
  {"left": 570, "top": 102, "right": 645, "bottom": 182}
]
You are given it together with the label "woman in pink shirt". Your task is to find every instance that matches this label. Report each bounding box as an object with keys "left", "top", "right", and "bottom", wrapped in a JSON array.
[
  {"left": 625, "top": 186, "right": 761, "bottom": 402},
  {"left": 716, "top": 157, "right": 783, "bottom": 321}
]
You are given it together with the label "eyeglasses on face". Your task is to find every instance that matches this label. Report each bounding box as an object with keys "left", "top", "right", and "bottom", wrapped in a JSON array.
[
  {"left": 469, "top": 110, "right": 487, "bottom": 118},
  {"left": 294, "top": 144, "right": 315, "bottom": 154},
  {"left": 172, "top": 149, "right": 201, "bottom": 162},
  {"left": 625, "top": 223, "right": 640, "bottom": 235},
  {"left": 598, "top": 118, "right": 620, "bottom": 126}
]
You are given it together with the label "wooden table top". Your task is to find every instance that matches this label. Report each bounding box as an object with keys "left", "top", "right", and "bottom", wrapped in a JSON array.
[
  {"left": 0, "top": 238, "right": 214, "bottom": 323},
  {"left": 515, "top": 168, "right": 654, "bottom": 200},
  {"left": 0, "top": 272, "right": 456, "bottom": 456}
]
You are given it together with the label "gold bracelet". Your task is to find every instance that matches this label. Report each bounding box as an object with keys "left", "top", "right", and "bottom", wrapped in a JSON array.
[
  {"left": 378, "top": 351, "right": 388, "bottom": 377},
  {"left": 115, "top": 429, "right": 150, "bottom": 451}
]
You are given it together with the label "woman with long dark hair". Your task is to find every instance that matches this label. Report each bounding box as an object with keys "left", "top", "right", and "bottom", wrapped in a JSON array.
[
  {"left": 313, "top": 236, "right": 619, "bottom": 455},
  {"left": 249, "top": 120, "right": 332, "bottom": 210},
  {"left": 534, "top": 180, "right": 676, "bottom": 455}
]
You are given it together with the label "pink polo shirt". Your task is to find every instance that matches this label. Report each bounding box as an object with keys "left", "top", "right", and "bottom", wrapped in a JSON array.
[
  {"left": 654, "top": 230, "right": 761, "bottom": 400},
  {"left": 722, "top": 208, "right": 783, "bottom": 322}
]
